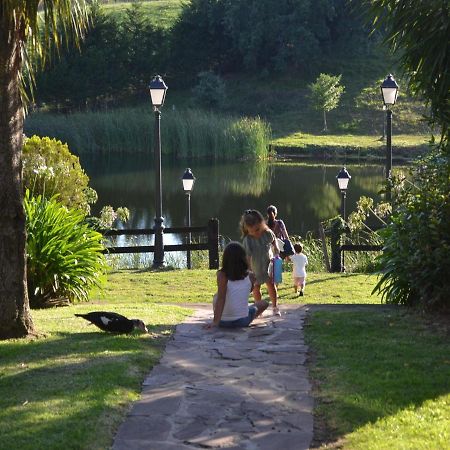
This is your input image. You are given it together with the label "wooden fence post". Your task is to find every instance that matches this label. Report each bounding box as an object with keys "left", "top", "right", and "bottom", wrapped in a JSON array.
[
  {"left": 330, "top": 218, "right": 343, "bottom": 272},
  {"left": 319, "top": 222, "right": 331, "bottom": 272},
  {"left": 207, "top": 218, "right": 219, "bottom": 269}
]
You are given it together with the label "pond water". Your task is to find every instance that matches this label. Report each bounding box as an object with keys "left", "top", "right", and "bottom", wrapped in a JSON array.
[{"left": 84, "top": 156, "right": 387, "bottom": 260}]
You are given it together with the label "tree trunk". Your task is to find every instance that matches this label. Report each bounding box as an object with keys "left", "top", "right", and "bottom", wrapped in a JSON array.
[
  {"left": 323, "top": 109, "right": 328, "bottom": 132},
  {"left": 0, "top": 21, "right": 35, "bottom": 338}
]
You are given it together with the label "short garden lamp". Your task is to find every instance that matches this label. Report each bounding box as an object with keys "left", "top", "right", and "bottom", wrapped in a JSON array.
[
  {"left": 149, "top": 75, "right": 168, "bottom": 268},
  {"left": 182, "top": 168, "right": 196, "bottom": 194},
  {"left": 337, "top": 166, "right": 351, "bottom": 194},
  {"left": 182, "top": 168, "right": 196, "bottom": 269},
  {"left": 380, "top": 74, "right": 399, "bottom": 202},
  {"left": 380, "top": 74, "right": 399, "bottom": 107}
]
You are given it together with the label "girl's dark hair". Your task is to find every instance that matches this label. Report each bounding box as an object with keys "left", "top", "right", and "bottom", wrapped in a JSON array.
[
  {"left": 240, "top": 209, "right": 265, "bottom": 237},
  {"left": 220, "top": 241, "right": 248, "bottom": 280},
  {"left": 267, "top": 205, "right": 277, "bottom": 229}
]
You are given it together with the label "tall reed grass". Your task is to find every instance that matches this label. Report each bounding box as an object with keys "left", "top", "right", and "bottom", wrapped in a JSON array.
[
  {"left": 288, "top": 232, "right": 378, "bottom": 274},
  {"left": 25, "top": 107, "right": 271, "bottom": 160}
]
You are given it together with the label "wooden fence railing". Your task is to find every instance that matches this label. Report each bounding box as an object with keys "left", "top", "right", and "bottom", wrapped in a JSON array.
[
  {"left": 319, "top": 221, "right": 383, "bottom": 273},
  {"left": 103, "top": 218, "right": 220, "bottom": 269},
  {"left": 340, "top": 244, "right": 383, "bottom": 252}
]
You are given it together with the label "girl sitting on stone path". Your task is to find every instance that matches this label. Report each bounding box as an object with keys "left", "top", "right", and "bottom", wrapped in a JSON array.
[
  {"left": 205, "top": 241, "right": 268, "bottom": 329},
  {"left": 241, "top": 209, "right": 281, "bottom": 316}
]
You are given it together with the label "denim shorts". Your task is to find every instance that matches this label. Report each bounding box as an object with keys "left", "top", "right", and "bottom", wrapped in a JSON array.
[{"left": 219, "top": 305, "right": 257, "bottom": 328}]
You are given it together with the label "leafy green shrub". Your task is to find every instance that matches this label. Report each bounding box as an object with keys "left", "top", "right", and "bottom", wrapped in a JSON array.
[
  {"left": 24, "top": 191, "right": 107, "bottom": 308},
  {"left": 373, "top": 147, "right": 450, "bottom": 310},
  {"left": 23, "top": 135, "right": 97, "bottom": 215},
  {"left": 192, "top": 71, "right": 226, "bottom": 108}
]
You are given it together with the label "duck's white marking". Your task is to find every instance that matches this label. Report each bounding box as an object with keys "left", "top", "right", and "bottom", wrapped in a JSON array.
[{"left": 101, "top": 316, "right": 112, "bottom": 326}]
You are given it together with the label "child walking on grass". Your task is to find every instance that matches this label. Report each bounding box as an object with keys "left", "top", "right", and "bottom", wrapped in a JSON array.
[
  {"left": 289, "top": 243, "right": 308, "bottom": 296},
  {"left": 240, "top": 209, "right": 281, "bottom": 316},
  {"left": 205, "top": 241, "right": 268, "bottom": 329}
]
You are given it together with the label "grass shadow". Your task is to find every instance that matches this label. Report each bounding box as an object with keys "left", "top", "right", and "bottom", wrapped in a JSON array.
[{"left": 305, "top": 305, "right": 450, "bottom": 448}]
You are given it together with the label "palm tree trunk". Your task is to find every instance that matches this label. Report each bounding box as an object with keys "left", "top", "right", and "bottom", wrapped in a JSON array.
[{"left": 0, "top": 23, "right": 35, "bottom": 338}]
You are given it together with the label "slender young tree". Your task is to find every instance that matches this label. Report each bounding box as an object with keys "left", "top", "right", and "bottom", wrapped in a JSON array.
[
  {"left": 0, "top": 1, "right": 89, "bottom": 339},
  {"left": 308, "top": 73, "right": 345, "bottom": 132}
]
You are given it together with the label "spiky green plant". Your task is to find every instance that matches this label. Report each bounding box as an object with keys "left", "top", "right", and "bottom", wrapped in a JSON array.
[{"left": 24, "top": 191, "right": 107, "bottom": 308}]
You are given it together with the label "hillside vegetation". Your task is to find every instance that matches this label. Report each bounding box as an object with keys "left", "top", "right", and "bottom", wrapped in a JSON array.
[{"left": 29, "top": 0, "right": 429, "bottom": 152}]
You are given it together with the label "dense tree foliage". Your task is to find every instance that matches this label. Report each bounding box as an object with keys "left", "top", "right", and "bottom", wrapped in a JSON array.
[
  {"left": 363, "top": 0, "right": 450, "bottom": 310},
  {"left": 364, "top": 0, "right": 449, "bottom": 144},
  {"left": 35, "top": 0, "right": 375, "bottom": 107},
  {"left": 170, "top": 0, "right": 373, "bottom": 78},
  {"left": 36, "top": 2, "right": 167, "bottom": 108}
]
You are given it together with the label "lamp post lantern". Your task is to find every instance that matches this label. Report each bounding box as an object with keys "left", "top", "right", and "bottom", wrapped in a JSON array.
[
  {"left": 149, "top": 75, "right": 168, "bottom": 268},
  {"left": 380, "top": 74, "right": 399, "bottom": 201},
  {"left": 182, "top": 168, "right": 196, "bottom": 269},
  {"left": 337, "top": 166, "right": 351, "bottom": 272}
]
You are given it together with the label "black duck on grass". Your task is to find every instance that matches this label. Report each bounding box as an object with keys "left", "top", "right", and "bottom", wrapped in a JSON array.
[{"left": 75, "top": 311, "right": 148, "bottom": 334}]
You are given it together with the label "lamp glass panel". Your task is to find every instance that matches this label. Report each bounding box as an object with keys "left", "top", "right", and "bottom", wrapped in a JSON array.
[
  {"left": 150, "top": 89, "right": 165, "bottom": 107},
  {"left": 338, "top": 178, "right": 349, "bottom": 190},
  {"left": 382, "top": 87, "right": 398, "bottom": 105},
  {"left": 182, "top": 179, "right": 195, "bottom": 192}
]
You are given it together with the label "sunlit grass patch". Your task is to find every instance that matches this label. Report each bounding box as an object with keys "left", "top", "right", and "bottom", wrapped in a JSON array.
[
  {"left": 272, "top": 133, "right": 429, "bottom": 150},
  {"left": 102, "top": 0, "right": 184, "bottom": 28},
  {"left": 95, "top": 269, "right": 380, "bottom": 306}
]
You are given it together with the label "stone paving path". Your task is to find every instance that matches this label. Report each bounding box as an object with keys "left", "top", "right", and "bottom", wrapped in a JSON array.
[{"left": 113, "top": 305, "right": 313, "bottom": 450}]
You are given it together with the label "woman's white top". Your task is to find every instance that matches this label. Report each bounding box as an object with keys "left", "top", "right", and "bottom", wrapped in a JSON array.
[
  {"left": 291, "top": 253, "right": 308, "bottom": 277},
  {"left": 214, "top": 275, "right": 251, "bottom": 321}
]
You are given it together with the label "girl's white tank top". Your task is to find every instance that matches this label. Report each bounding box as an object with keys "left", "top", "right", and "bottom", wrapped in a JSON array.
[{"left": 221, "top": 275, "right": 251, "bottom": 321}]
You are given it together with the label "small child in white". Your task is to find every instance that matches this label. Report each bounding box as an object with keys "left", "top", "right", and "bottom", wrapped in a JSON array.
[{"left": 289, "top": 243, "right": 308, "bottom": 296}]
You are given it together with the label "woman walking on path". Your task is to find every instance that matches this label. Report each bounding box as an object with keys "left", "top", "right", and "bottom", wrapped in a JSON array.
[
  {"left": 241, "top": 209, "right": 281, "bottom": 316},
  {"left": 267, "top": 205, "right": 294, "bottom": 258},
  {"left": 205, "top": 242, "right": 268, "bottom": 329},
  {"left": 267, "top": 205, "right": 290, "bottom": 241}
]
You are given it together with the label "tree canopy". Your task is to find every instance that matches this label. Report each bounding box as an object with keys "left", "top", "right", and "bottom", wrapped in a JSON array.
[{"left": 364, "top": 0, "right": 449, "bottom": 144}]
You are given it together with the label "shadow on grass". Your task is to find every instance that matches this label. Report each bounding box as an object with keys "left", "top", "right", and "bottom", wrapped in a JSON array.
[
  {"left": 305, "top": 305, "right": 450, "bottom": 448},
  {"left": 0, "top": 324, "right": 177, "bottom": 449},
  {"left": 304, "top": 273, "right": 362, "bottom": 286}
]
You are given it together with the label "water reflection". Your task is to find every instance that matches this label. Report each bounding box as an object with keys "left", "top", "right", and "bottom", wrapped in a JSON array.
[{"left": 84, "top": 157, "right": 385, "bottom": 241}]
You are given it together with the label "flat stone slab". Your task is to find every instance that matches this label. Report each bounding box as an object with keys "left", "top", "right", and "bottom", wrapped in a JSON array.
[{"left": 113, "top": 305, "right": 313, "bottom": 450}]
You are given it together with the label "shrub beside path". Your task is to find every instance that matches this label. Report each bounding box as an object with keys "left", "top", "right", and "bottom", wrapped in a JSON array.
[{"left": 113, "top": 305, "right": 313, "bottom": 450}]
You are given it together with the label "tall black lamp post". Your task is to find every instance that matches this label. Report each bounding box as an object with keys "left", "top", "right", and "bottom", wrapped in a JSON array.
[
  {"left": 337, "top": 166, "right": 351, "bottom": 272},
  {"left": 182, "top": 168, "right": 196, "bottom": 269},
  {"left": 380, "top": 74, "right": 399, "bottom": 201},
  {"left": 149, "top": 75, "right": 168, "bottom": 268}
]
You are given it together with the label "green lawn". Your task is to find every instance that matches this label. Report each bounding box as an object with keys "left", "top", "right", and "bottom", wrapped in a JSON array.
[
  {"left": 0, "top": 299, "right": 191, "bottom": 450},
  {"left": 306, "top": 308, "right": 450, "bottom": 449},
  {"left": 272, "top": 132, "right": 429, "bottom": 150},
  {"left": 94, "top": 270, "right": 380, "bottom": 305},
  {"left": 1, "top": 269, "right": 448, "bottom": 449}
]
